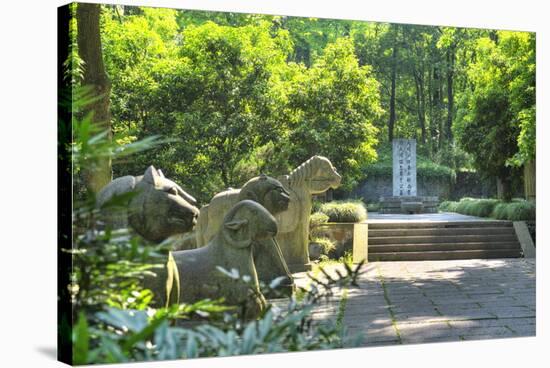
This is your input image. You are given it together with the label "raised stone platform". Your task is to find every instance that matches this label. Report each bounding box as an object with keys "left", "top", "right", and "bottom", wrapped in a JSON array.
[{"left": 379, "top": 195, "right": 438, "bottom": 214}]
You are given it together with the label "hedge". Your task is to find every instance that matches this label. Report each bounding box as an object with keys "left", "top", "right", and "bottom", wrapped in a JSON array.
[{"left": 439, "top": 197, "right": 535, "bottom": 221}]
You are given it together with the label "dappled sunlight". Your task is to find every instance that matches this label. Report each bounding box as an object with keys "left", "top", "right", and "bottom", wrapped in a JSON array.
[{"left": 333, "top": 259, "right": 535, "bottom": 346}]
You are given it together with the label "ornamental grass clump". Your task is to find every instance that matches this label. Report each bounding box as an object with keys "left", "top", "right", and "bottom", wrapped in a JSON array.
[
  {"left": 319, "top": 200, "right": 367, "bottom": 223},
  {"left": 312, "top": 237, "right": 336, "bottom": 255},
  {"left": 439, "top": 200, "right": 459, "bottom": 212},
  {"left": 492, "top": 200, "right": 535, "bottom": 221},
  {"left": 439, "top": 197, "right": 535, "bottom": 221}
]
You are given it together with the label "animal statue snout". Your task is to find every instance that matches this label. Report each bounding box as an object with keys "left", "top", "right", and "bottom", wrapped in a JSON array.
[
  {"left": 263, "top": 221, "right": 278, "bottom": 239},
  {"left": 331, "top": 172, "right": 342, "bottom": 188}
]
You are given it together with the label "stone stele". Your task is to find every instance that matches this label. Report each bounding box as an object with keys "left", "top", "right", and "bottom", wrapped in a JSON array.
[
  {"left": 392, "top": 138, "right": 417, "bottom": 197},
  {"left": 195, "top": 175, "right": 294, "bottom": 295},
  {"left": 275, "top": 156, "right": 342, "bottom": 272},
  {"left": 96, "top": 166, "right": 200, "bottom": 242}
]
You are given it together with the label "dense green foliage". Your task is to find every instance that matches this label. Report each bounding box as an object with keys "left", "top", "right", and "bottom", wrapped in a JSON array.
[
  {"left": 318, "top": 200, "right": 367, "bottom": 223},
  {"left": 439, "top": 197, "right": 535, "bottom": 221},
  {"left": 100, "top": 7, "right": 381, "bottom": 200},
  {"left": 95, "top": 6, "right": 535, "bottom": 202},
  {"left": 453, "top": 31, "right": 535, "bottom": 198}
]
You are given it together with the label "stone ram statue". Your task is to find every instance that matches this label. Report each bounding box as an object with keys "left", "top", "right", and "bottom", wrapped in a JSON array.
[
  {"left": 275, "top": 156, "right": 341, "bottom": 271},
  {"left": 195, "top": 175, "right": 295, "bottom": 295},
  {"left": 96, "top": 166, "right": 199, "bottom": 242},
  {"left": 147, "top": 200, "right": 277, "bottom": 319}
]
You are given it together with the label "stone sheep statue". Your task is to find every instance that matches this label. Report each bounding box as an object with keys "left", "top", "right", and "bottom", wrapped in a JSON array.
[
  {"left": 96, "top": 166, "right": 200, "bottom": 242},
  {"left": 195, "top": 175, "right": 295, "bottom": 295},
  {"left": 275, "top": 156, "right": 341, "bottom": 271},
  {"left": 147, "top": 200, "right": 277, "bottom": 320}
]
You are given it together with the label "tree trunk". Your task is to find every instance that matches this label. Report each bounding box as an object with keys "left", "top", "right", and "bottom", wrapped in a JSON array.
[
  {"left": 496, "top": 176, "right": 512, "bottom": 202},
  {"left": 414, "top": 70, "right": 426, "bottom": 144},
  {"left": 427, "top": 66, "right": 434, "bottom": 157},
  {"left": 446, "top": 47, "right": 455, "bottom": 142},
  {"left": 77, "top": 3, "right": 112, "bottom": 193},
  {"left": 432, "top": 66, "right": 443, "bottom": 150},
  {"left": 388, "top": 40, "right": 398, "bottom": 142},
  {"left": 524, "top": 159, "right": 536, "bottom": 201}
]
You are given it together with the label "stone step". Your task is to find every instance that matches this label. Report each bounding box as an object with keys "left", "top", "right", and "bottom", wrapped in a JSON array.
[
  {"left": 367, "top": 221, "right": 512, "bottom": 230},
  {"left": 369, "top": 242, "right": 521, "bottom": 253},
  {"left": 369, "top": 234, "right": 518, "bottom": 245},
  {"left": 368, "top": 249, "right": 522, "bottom": 262},
  {"left": 369, "top": 227, "right": 515, "bottom": 237}
]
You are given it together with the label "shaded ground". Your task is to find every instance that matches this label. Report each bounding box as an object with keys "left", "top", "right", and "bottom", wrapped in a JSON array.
[{"left": 293, "top": 259, "right": 535, "bottom": 347}]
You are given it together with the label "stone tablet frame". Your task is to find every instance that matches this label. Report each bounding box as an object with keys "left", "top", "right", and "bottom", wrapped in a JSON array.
[{"left": 392, "top": 139, "right": 417, "bottom": 197}]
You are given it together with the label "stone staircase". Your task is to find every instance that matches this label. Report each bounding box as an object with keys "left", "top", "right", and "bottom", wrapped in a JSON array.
[{"left": 368, "top": 221, "right": 523, "bottom": 261}]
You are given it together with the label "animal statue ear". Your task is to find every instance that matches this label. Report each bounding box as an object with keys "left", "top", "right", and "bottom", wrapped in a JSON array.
[
  {"left": 143, "top": 165, "right": 161, "bottom": 186},
  {"left": 224, "top": 219, "right": 249, "bottom": 230},
  {"left": 224, "top": 219, "right": 251, "bottom": 248}
]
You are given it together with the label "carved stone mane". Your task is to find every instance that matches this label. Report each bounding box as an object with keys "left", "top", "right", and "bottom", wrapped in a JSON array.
[
  {"left": 288, "top": 155, "right": 325, "bottom": 186},
  {"left": 275, "top": 156, "right": 342, "bottom": 272}
]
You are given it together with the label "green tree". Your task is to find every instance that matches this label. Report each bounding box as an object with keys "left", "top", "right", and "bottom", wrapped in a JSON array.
[
  {"left": 287, "top": 38, "right": 382, "bottom": 190},
  {"left": 454, "top": 33, "right": 534, "bottom": 200}
]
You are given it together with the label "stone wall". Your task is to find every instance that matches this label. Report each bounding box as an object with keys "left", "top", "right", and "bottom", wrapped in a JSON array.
[
  {"left": 351, "top": 171, "right": 503, "bottom": 203},
  {"left": 352, "top": 175, "right": 451, "bottom": 203},
  {"left": 451, "top": 171, "right": 497, "bottom": 200}
]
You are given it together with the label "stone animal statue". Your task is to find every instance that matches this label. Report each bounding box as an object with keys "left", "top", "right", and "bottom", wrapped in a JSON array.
[
  {"left": 195, "top": 175, "right": 294, "bottom": 295},
  {"left": 96, "top": 166, "right": 200, "bottom": 242},
  {"left": 147, "top": 200, "right": 277, "bottom": 319},
  {"left": 275, "top": 156, "right": 342, "bottom": 272}
]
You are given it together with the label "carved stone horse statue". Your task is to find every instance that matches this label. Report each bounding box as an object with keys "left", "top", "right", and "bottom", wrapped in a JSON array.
[{"left": 275, "top": 156, "right": 342, "bottom": 271}]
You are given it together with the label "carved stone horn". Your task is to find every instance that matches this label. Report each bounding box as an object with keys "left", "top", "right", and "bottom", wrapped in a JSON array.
[
  {"left": 177, "top": 186, "right": 198, "bottom": 206},
  {"left": 143, "top": 165, "right": 161, "bottom": 186}
]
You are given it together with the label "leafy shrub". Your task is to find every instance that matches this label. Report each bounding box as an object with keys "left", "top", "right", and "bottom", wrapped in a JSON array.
[
  {"left": 311, "top": 237, "right": 336, "bottom": 256},
  {"left": 439, "top": 197, "right": 535, "bottom": 221},
  {"left": 319, "top": 200, "right": 367, "bottom": 223},
  {"left": 310, "top": 212, "right": 330, "bottom": 227},
  {"left": 309, "top": 212, "right": 330, "bottom": 240},
  {"left": 72, "top": 263, "right": 366, "bottom": 364},
  {"left": 492, "top": 200, "right": 536, "bottom": 221},
  {"left": 454, "top": 198, "right": 499, "bottom": 217},
  {"left": 439, "top": 200, "right": 459, "bottom": 212}
]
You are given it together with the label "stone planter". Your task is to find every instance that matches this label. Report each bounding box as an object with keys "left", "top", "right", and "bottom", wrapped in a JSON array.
[{"left": 316, "top": 222, "right": 368, "bottom": 263}]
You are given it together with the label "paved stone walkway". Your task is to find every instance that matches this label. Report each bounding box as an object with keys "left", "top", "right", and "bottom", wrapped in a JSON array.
[{"left": 296, "top": 259, "right": 535, "bottom": 347}]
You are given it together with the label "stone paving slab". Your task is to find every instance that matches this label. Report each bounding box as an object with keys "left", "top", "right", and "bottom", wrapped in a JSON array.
[{"left": 292, "top": 258, "right": 535, "bottom": 348}]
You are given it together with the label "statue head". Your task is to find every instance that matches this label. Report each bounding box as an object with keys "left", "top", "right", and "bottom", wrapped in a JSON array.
[
  {"left": 238, "top": 174, "right": 291, "bottom": 215},
  {"left": 128, "top": 166, "right": 200, "bottom": 242},
  {"left": 221, "top": 200, "right": 278, "bottom": 249},
  {"left": 307, "top": 156, "right": 342, "bottom": 193}
]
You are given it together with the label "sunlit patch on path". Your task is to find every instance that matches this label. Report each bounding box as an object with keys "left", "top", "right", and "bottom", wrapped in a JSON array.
[{"left": 292, "top": 259, "right": 535, "bottom": 347}]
